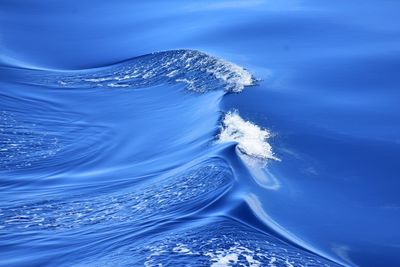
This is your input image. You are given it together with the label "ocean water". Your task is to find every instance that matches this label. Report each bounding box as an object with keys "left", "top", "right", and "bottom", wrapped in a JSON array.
[{"left": 1, "top": 1, "right": 400, "bottom": 266}]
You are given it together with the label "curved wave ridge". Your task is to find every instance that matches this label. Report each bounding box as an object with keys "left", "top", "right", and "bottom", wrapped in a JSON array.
[{"left": 12, "top": 50, "right": 254, "bottom": 93}]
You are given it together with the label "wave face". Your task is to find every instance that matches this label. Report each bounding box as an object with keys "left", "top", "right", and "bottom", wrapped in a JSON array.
[{"left": 0, "top": 50, "right": 343, "bottom": 266}]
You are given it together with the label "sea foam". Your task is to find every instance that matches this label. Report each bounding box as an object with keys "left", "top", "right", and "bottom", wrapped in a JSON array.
[{"left": 218, "top": 112, "right": 278, "bottom": 161}]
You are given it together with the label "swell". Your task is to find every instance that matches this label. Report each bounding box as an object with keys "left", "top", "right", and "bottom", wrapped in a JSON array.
[{"left": 0, "top": 50, "right": 343, "bottom": 266}]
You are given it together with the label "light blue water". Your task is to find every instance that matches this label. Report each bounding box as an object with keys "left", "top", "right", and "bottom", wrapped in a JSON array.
[{"left": 1, "top": 1, "right": 400, "bottom": 266}]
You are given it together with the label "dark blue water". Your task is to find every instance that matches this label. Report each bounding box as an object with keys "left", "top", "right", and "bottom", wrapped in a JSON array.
[{"left": 1, "top": 1, "right": 400, "bottom": 266}]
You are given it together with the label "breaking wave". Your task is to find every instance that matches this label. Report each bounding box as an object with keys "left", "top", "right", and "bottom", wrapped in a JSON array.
[
  {"left": 11, "top": 50, "right": 254, "bottom": 93},
  {"left": 218, "top": 111, "right": 278, "bottom": 161},
  {"left": 0, "top": 49, "right": 343, "bottom": 266}
]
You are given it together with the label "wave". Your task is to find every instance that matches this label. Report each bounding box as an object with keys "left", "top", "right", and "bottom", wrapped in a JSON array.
[
  {"left": 0, "top": 159, "right": 232, "bottom": 230},
  {"left": 8, "top": 50, "right": 254, "bottom": 93},
  {"left": 75, "top": 218, "right": 340, "bottom": 267},
  {"left": 0, "top": 49, "right": 343, "bottom": 266}
]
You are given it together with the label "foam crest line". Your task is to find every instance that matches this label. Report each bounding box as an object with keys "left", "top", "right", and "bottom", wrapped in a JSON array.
[{"left": 17, "top": 50, "right": 254, "bottom": 93}]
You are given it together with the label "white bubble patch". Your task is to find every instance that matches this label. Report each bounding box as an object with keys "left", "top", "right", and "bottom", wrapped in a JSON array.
[{"left": 218, "top": 112, "right": 278, "bottom": 161}]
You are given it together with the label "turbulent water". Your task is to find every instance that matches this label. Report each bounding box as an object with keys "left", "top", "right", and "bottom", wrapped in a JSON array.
[{"left": 1, "top": 1, "right": 400, "bottom": 267}]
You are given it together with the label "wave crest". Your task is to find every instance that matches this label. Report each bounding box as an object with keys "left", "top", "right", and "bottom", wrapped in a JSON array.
[
  {"left": 218, "top": 111, "right": 278, "bottom": 161},
  {"left": 22, "top": 50, "right": 254, "bottom": 93}
]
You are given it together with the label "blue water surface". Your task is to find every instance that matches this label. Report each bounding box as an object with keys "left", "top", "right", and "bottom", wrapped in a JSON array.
[{"left": 1, "top": 1, "right": 400, "bottom": 266}]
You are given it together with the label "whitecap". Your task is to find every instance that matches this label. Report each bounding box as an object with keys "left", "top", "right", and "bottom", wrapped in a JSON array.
[{"left": 218, "top": 111, "right": 278, "bottom": 161}]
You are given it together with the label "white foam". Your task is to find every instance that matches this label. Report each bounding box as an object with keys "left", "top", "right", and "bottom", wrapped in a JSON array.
[
  {"left": 172, "top": 243, "right": 196, "bottom": 255},
  {"left": 107, "top": 83, "right": 130, "bottom": 88},
  {"left": 205, "top": 244, "right": 261, "bottom": 267},
  {"left": 218, "top": 112, "right": 278, "bottom": 161},
  {"left": 206, "top": 58, "right": 254, "bottom": 93}
]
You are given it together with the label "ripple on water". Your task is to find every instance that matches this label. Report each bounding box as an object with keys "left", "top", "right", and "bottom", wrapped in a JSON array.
[
  {"left": 0, "top": 107, "right": 109, "bottom": 176},
  {"left": 0, "top": 159, "right": 233, "bottom": 230},
  {"left": 0, "top": 110, "right": 62, "bottom": 171}
]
